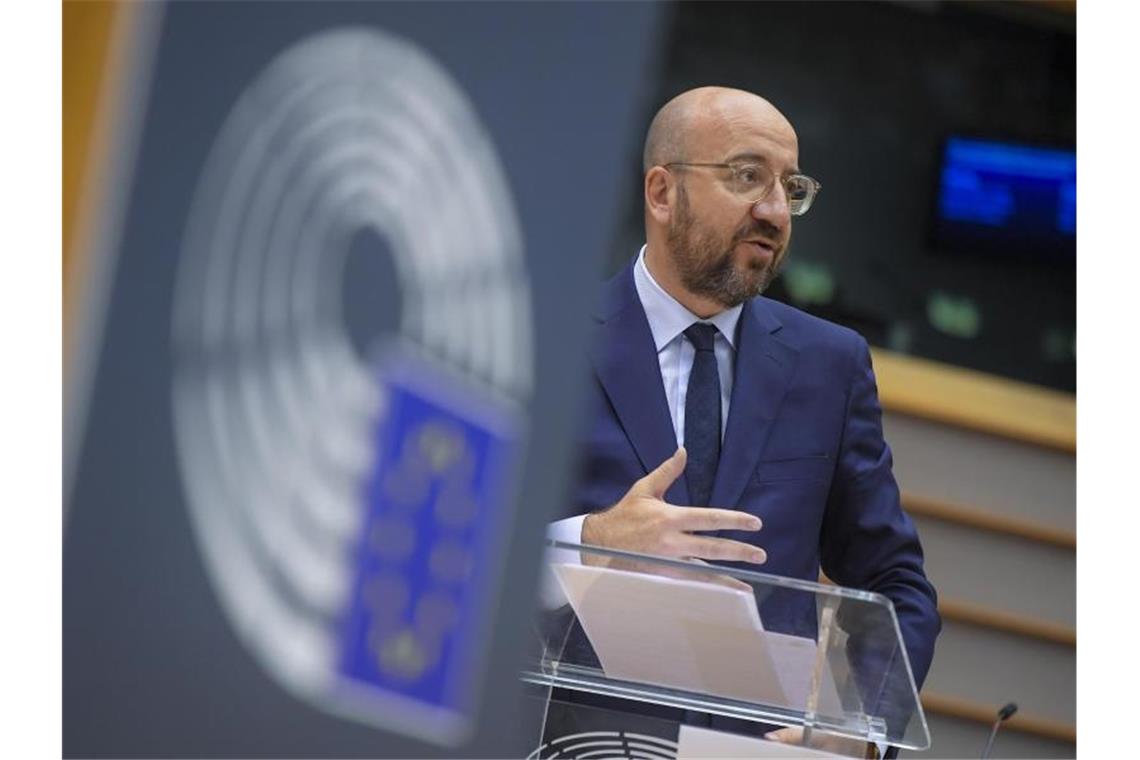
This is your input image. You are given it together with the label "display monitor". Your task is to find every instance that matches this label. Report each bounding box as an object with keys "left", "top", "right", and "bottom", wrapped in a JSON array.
[{"left": 931, "top": 136, "right": 1075, "bottom": 261}]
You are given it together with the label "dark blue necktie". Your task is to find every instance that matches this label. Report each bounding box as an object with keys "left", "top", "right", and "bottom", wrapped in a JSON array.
[{"left": 683, "top": 323, "right": 721, "bottom": 507}]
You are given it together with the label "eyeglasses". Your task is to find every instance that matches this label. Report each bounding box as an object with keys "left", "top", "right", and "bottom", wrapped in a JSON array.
[{"left": 665, "top": 161, "right": 821, "bottom": 216}]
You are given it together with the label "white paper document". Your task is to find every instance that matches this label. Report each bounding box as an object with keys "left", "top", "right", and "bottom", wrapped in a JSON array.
[
  {"left": 676, "top": 725, "right": 843, "bottom": 759},
  {"left": 552, "top": 562, "right": 842, "bottom": 714}
]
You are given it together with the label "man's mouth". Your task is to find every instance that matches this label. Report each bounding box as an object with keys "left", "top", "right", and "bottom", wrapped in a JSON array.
[{"left": 741, "top": 239, "right": 777, "bottom": 256}]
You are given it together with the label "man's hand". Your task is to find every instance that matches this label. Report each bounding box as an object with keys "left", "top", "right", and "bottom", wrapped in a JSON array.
[
  {"left": 581, "top": 447, "right": 766, "bottom": 565},
  {"left": 765, "top": 727, "right": 879, "bottom": 758}
]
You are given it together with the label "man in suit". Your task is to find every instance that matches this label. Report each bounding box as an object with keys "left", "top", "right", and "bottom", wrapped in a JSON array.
[{"left": 549, "top": 86, "right": 940, "bottom": 756}]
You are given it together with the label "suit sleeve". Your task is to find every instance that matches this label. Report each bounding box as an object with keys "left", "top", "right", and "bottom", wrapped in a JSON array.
[{"left": 819, "top": 335, "right": 941, "bottom": 690}]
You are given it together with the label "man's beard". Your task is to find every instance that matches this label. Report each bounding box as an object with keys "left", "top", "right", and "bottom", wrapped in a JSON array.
[{"left": 666, "top": 185, "right": 786, "bottom": 308}]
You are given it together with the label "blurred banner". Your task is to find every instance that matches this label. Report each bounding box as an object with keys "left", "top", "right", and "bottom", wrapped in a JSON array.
[{"left": 63, "top": 2, "right": 664, "bottom": 757}]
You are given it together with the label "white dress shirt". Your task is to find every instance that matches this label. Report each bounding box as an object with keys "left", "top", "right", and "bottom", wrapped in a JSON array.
[{"left": 548, "top": 246, "right": 741, "bottom": 546}]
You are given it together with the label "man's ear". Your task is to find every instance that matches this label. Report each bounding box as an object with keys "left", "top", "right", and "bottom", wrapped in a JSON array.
[{"left": 644, "top": 166, "right": 674, "bottom": 225}]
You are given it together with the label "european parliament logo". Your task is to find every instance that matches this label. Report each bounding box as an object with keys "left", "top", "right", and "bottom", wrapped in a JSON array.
[{"left": 170, "top": 28, "right": 531, "bottom": 744}]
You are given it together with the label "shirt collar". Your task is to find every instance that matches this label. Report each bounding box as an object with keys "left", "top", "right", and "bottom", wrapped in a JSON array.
[{"left": 633, "top": 245, "right": 742, "bottom": 352}]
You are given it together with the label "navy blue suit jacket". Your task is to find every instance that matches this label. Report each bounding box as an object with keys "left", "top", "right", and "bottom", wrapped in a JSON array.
[{"left": 570, "top": 260, "right": 941, "bottom": 692}]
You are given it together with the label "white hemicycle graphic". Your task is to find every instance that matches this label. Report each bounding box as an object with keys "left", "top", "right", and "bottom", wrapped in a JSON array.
[
  {"left": 170, "top": 27, "right": 531, "bottom": 737},
  {"left": 528, "top": 731, "right": 679, "bottom": 759}
]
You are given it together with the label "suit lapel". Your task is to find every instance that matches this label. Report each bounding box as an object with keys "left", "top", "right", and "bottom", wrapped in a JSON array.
[
  {"left": 709, "top": 298, "right": 799, "bottom": 510},
  {"left": 590, "top": 263, "right": 691, "bottom": 506}
]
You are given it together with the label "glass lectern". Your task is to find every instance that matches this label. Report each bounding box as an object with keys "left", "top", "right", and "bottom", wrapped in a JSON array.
[{"left": 522, "top": 540, "right": 930, "bottom": 758}]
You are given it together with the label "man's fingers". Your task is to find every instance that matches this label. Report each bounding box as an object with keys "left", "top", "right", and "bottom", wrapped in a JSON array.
[
  {"left": 637, "top": 447, "right": 687, "bottom": 498},
  {"left": 764, "top": 727, "right": 869, "bottom": 757},
  {"left": 678, "top": 535, "right": 767, "bottom": 564},
  {"left": 764, "top": 727, "right": 803, "bottom": 745},
  {"left": 671, "top": 506, "right": 762, "bottom": 533}
]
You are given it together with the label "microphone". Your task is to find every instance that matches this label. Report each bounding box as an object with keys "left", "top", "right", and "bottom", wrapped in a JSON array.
[{"left": 980, "top": 702, "right": 1018, "bottom": 759}]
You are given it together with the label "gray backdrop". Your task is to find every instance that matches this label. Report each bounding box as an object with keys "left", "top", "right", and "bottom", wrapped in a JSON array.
[{"left": 64, "top": 2, "right": 665, "bottom": 756}]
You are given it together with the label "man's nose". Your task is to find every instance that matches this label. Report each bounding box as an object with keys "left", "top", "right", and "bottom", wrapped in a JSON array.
[{"left": 751, "top": 184, "right": 791, "bottom": 230}]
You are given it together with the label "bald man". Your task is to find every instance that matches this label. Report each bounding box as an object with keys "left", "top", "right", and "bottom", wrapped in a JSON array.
[{"left": 550, "top": 87, "right": 940, "bottom": 756}]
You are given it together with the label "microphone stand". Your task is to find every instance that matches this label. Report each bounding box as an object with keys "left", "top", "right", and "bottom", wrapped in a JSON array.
[{"left": 980, "top": 702, "right": 1018, "bottom": 759}]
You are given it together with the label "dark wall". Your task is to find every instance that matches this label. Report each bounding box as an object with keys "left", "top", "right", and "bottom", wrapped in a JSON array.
[{"left": 610, "top": 1, "right": 1075, "bottom": 392}]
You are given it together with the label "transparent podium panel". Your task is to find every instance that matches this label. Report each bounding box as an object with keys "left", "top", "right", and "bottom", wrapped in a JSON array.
[{"left": 523, "top": 540, "right": 931, "bottom": 752}]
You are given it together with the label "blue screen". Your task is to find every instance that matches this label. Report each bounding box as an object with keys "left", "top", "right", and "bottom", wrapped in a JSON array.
[{"left": 934, "top": 137, "right": 1075, "bottom": 259}]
